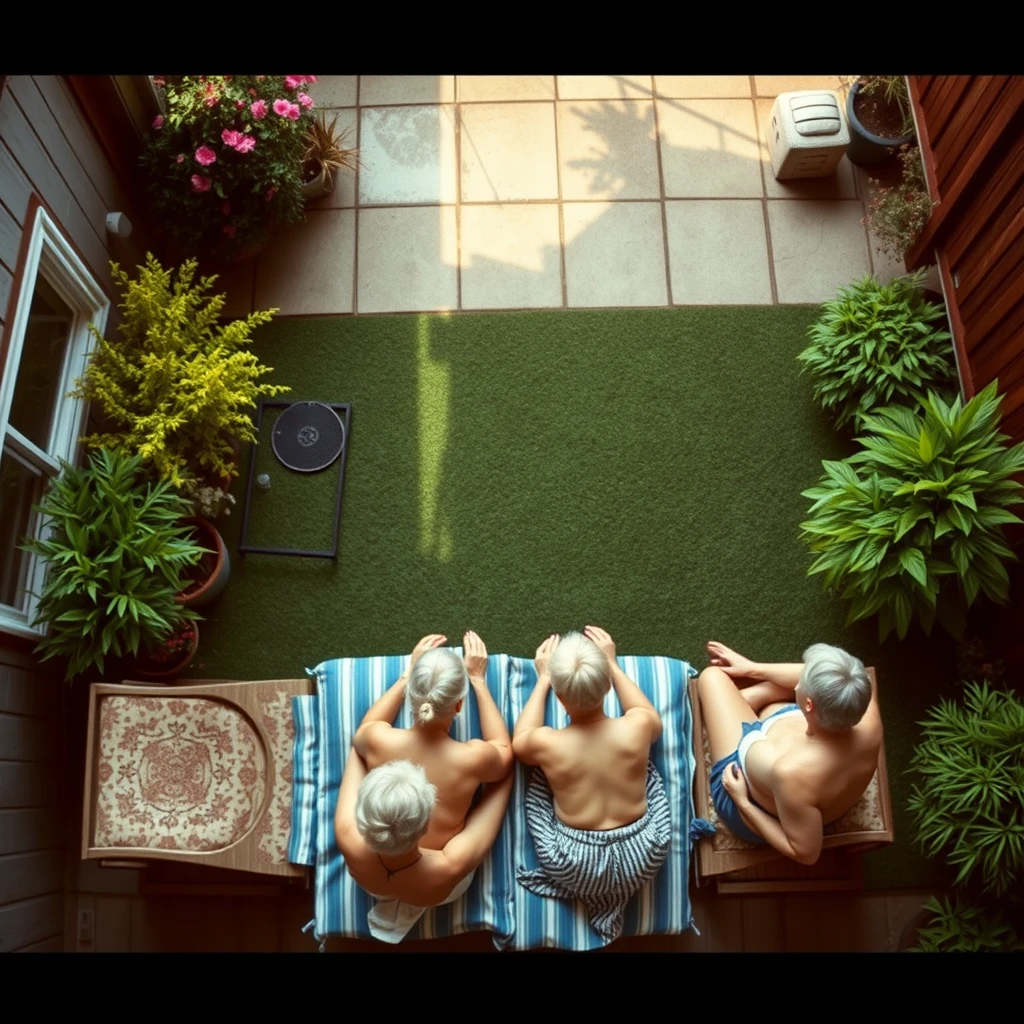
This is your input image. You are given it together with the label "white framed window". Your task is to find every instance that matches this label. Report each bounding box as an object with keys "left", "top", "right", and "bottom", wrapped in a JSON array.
[{"left": 0, "top": 205, "right": 109, "bottom": 639}]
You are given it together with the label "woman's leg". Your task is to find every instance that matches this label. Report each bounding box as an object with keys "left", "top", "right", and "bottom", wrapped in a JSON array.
[{"left": 697, "top": 667, "right": 758, "bottom": 765}]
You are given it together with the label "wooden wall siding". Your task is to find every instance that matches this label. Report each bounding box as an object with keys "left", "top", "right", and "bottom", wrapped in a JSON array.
[
  {"left": 0, "top": 76, "right": 153, "bottom": 320},
  {"left": 0, "top": 651, "right": 65, "bottom": 952},
  {"left": 908, "top": 76, "right": 1024, "bottom": 446}
]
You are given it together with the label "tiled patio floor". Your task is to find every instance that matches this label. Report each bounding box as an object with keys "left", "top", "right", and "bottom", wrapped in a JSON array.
[{"left": 216, "top": 75, "right": 905, "bottom": 320}]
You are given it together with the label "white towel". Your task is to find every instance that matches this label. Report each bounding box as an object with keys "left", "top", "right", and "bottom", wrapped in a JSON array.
[{"left": 366, "top": 869, "right": 477, "bottom": 944}]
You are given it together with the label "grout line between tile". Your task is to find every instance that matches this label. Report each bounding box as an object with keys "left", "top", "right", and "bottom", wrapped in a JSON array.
[
  {"left": 552, "top": 100, "right": 568, "bottom": 307},
  {"left": 455, "top": 105, "right": 463, "bottom": 311},
  {"left": 762, "top": 199, "right": 780, "bottom": 305},
  {"left": 652, "top": 96, "right": 674, "bottom": 306},
  {"left": 353, "top": 77, "right": 361, "bottom": 314}
]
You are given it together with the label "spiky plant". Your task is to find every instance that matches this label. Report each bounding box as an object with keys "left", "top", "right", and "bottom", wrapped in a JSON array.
[
  {"left": 797, "top": 271, "right": 955, "bottom": 431},
  {"left": 21, "top": 448, "right": 204, "bottom": 681},
  {"left": 908, "top": 896, "right": 1024, "bottom": 952},
  {"left": 907, "top": 682, "right": 1024, "bottom": 897},
  {"left": 801, "top": 381, "right": 1024, "bottom": 640}
]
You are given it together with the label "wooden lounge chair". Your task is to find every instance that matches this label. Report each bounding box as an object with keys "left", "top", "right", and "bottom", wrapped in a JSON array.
[
  {"left": 689, "top": 669, "right": 894, "bottom": 894},
  {"left": 81, "top": 678, "right": 313, "bottom": 880}
]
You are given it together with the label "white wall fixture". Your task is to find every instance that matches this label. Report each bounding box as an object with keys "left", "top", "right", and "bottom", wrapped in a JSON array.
[{"left": 105, "top": 212, "right": 133, "bottom": 238}]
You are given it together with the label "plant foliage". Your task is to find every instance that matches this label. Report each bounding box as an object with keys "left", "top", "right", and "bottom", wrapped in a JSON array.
[
  {"left": 21, "top": 449, "right": 205, "bottom": 681},
  {"left": 797, "top": 271, "right": 956, "bottom": 431},
  {"left": 908, "top": 895, "right": 1024, "bottom": 952},
  {"left": 800, "top": 382, "right": 1024, "bottom": 640}
]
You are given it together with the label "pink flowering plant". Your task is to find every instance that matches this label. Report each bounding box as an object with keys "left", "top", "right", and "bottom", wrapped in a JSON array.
[{"left": 141, "top": 75, "right": 318, "bottom": 258}]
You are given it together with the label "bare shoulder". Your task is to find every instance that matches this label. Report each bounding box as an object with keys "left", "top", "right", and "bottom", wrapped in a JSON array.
[
  {"left": 620, "top": 706, "right": 662, "bottom": 741},
  {"left": 512, "top": 725, "right": 559, "bottom": 765}
]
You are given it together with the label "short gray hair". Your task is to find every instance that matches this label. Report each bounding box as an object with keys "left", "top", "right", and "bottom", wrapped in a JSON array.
[
  {"left": 800, "top": 644, "right": 872, "bottom": 731},
  {"left": 407, "top": 647, "right": 468, "bottom": 726},
  {"left": 549, "top": 632, "right": 611, "bottom": 712},
  {"left": 355, "top": 760, "right": 436, "bottom": 855}
]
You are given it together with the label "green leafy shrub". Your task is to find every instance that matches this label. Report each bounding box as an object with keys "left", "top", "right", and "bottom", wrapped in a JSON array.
[
  {"left": 797, "top": 271, "right": 956, "bottom": 431},
  {"left": 908, "top": 896, "right": 1024, "bottom": 952},
  {"left": 140, "top": 75, "right": 318, "bottom": 259},
  {"left": 71, "top": 254, "right": 289, "bottom": 492},
  {"left": 21, "top": 449, "right": 205, "bottom": 681},
  {"left": 800, "top": 381, "right": 1024, "bottom": 640},
  {"left": 907, "top": 682, "right": 1024, "bottom": 896}
]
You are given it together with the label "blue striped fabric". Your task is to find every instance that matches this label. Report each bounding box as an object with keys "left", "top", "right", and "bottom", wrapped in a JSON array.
[
  {"left": 288, "top": 695, "right": 319, "bottom": 868},
  {"left": 506, "top": 654, "right": 699, "bottom": 951},
  {"left": 304, "top": 652, "right": 516, "bottom": 948},
  {"left": 290, "top": 652, "right": 700, "bottom": 950}
]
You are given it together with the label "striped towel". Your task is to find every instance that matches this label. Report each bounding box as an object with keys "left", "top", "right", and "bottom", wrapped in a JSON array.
[
  {"left": 300, "top": 651, "right": 516, "bottom": 948},
  {"left": 506, "top": 655, "right": 699, "bottom": 951},
  {"left": 290, "top": 652, "right": 700, "bottom": 950}
]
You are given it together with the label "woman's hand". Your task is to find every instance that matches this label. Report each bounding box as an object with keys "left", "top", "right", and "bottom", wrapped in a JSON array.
[
  {"left": 463, "top": 630, "right": 488, "bottom": 681},
  {"left": 722, "top": 763, "right": 751, "bottom": 807},
  {"left": 534, "top": 634, "right": 560, "bottom": 677},
  {"left": 706, "top": 641, "right": 758, "bottom": 680},
  {"left": 410, "top": 634, "right": 447, "bottom": 669},
  {"left": 584, "top": 625, "right": 616, "bottom": 664}
]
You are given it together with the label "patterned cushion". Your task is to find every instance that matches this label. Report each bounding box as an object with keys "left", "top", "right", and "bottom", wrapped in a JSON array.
[
  {"left": 698, "top": 713, "right": 886, "bottom": 854},
  {"left": 93, "top": 690, "right": 297, "bottom": 867}
]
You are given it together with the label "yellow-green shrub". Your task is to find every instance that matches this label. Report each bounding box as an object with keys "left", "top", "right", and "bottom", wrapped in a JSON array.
[{"left": 73, "top": 254, "right": 289, "bottom": 489}]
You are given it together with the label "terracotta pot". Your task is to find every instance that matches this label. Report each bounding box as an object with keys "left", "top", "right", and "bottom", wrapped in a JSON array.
[
  {"left": 178, "top": 517, "right": 231, "bottom": 608},
  {"left": 131, "top": 621, "right": 200, "bottom": 681}
]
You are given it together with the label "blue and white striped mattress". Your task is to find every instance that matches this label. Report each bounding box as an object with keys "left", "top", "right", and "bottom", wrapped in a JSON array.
[{"left": 289, "top": 651, "right": 700, "bottom": 951}]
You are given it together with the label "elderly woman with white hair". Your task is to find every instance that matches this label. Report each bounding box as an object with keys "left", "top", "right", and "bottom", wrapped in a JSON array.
[
  {"left": 350, "top": 632, "right": 514, "bottom": 851},
  {"left": 699, "top": 639, "right": 883, "bottom": 866},
  {"left": 334, "top": 755, "right": 513, "bottom": 943}
]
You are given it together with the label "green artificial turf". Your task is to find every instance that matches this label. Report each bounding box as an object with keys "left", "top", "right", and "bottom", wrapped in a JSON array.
[{"left": 189, "top": 306, "right": 957, "bottom": 891}]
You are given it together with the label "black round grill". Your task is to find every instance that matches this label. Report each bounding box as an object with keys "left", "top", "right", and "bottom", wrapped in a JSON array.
[{"left": 272, "top": 402, "right": 346, "bottom": 473}]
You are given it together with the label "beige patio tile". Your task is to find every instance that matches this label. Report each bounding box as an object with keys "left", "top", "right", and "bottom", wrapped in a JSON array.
[
  {"left": 457, "top": 76, "right": 556, "bottom": 102},
  {"left": 657, "top": 99, "right": 763, "bottom": 198},
  {"left": 308, "top": 76, "right": 357, "bottom": 108},
  {"left": 357, "top": 206, "right": 458, "bottom": 313},
  {"left": 460, "top": 103, "right": 558, "bottom": 202},
  {"left": 755, "top": 98, "right": 858, "bottom": 200},
  {"left": 304, "top": 107, "right": 359, "bottom": 210},
  {"left": 557, "top": 76, "right": 654, "bottom": 100},
  {"left": 358, "top": 105, "right": 457, "bottom": 205},
  {"left": 655, "top": 76, "right": 752, "bottom": 98},
  {"left": 253, "top": 209, "right": 355, "bottom": 315},
  {"left": 359, "top": 76, "right": 455, "bottom": 105},
  {"left": 563, "top": 201, "right": 667, "bottom": 307},
  {"left": 460, "top": 204, "right": 563, "bottom": 310},
  {"left": 557, "top": 100, "right": 660, "bottom": 200},
  {"left": 767, "top": 200, "right": 872, "bottom": 303},
  {"left": 755, "top": 75, "right": 849, "bottom": 98},
  {"left": 664, "top": 200, "right": 772, "bottom": 304}
]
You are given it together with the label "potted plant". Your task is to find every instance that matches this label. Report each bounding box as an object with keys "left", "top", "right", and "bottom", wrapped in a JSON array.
[
  {"left": 141, "top": 75, "right": 320, "bottom": 261},
  {"left": 797, "top": 269, "right": 956, "bottom": 432},
  {"left": 20, "top": 449, "right": 205, "bottom": 682},
  {"left": 71, "top": 254, "right": 289, "bottom": 591},
  {"left": 131, "top": 622, "right": 201, "bottom": 680},
  {"left": 907, "top": 681, "right": 1024, "bottom": 897},
  {"left": 863, "top": 144, "right": 934, "bottom": 264},
  {"left": 901, "top": 896, "right": 1024, "bottom": 952},
  {"left": 178, "top": 516, "right": 230, "bottom": 609},
  {"left": 302, "top": 112, "right": 358, "bottom": 202},
  {"left": 800, "top": 381, "right": 1024, "bottom": 640},
  {"left": 846, "top": 75, "right": 915, "bottom": 167}
]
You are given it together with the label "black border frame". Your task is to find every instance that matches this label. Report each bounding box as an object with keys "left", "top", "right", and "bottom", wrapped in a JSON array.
[{"left": 238, "top": 400, "right": 352, "bottom": 559}]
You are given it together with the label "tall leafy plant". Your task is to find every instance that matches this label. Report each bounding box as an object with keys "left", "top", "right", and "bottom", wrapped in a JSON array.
[
  {"left": 801, "top": 382, "right": 1024, "bottom": 640},
  {"left": 797, "top": 271, "right": 955, "bottom": 430},
  {"left": 71, "top": 254, "right": 289, "bottom": 493},
  {"left": 908, "top": 896, "right": 1023, "bottom": 952},
  {"left": 907, "top": 682, "right": 1024, "bottom": 897},
  {"left": 21, "top": 449, "right": 205, "bottom": 681}
]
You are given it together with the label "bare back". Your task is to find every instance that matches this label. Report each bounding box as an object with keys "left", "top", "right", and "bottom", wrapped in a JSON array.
[
  {"left": 363, "top": 728, "right": 486, "bottom": 849},
  {"left": 744, "top": 702, "right": 883, "bottom": 823},
  {"left": 534, "top": 714, "right": 652, "bottom": 831}
]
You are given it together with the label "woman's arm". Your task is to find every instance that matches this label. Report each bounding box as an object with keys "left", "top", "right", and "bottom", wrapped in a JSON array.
[
  {"left": 512, "top": 635, "right": 559, "bottom": 765},
  {"left": 585, "top": 626, "right": 662, "bottom": 741},
  {"left": 334, "top": 745, "right": 369, "bottom": 852},
  {"left": 707, "top": 640, "right": 804, "bottom": 689},
  {"left": 441, "top": 774, "right": 515, "bottom": 877}
]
